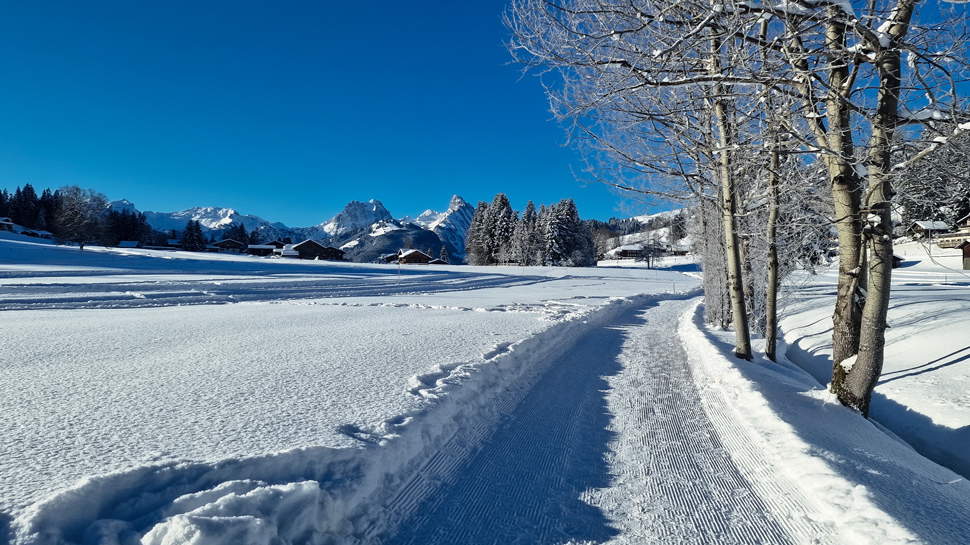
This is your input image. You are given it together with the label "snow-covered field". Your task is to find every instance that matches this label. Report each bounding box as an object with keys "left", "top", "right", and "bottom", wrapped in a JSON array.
[{"left": 3, "top": 233, "right": 970, "bottom": 544}]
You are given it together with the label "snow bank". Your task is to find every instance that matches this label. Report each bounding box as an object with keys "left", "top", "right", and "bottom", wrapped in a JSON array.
[
  {"left": 10, "top": 295, "right": 647, "bottom": 545},
  {"left": 680, "top": 302, "right": 970, "bottom": 545}
]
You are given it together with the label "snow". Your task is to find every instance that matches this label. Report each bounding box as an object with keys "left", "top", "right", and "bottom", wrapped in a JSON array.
[
  {"left": 3, "top": 236, "right": 969, "bottom": 544},
  {"left": 779, "top": 242, "right": 970, "bottom": 478}
]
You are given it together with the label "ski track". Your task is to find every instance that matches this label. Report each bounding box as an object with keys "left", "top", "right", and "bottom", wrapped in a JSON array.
[
  {"left": 380, "top": 298, "right": 811, "bottom": 545},
  {"left": 0, "top": 274, "right": 549, "bottom": 311}
]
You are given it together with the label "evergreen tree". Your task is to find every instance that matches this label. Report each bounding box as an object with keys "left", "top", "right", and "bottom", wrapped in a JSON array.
[
  {"left": 439, "top": 245, "right": 449, "bottom": 263},
  {"left": 489, "top": 192, "right": 517, "bottom": 263},
  {"left": 18, "top": 184, "right": 39, "bottom": 228},
  {"left": 465, "top": 201, "right": 491, "bottom": 265},
  {"left": 248, "top": 230, "right": 262, "bottom": 245},
  {"left": 0, "top": 189, "right": 9, "bottom": 218},
  {"left": 512, "top": 200, "right": 541, "bottom": 265},
  {"left": 181, "top": 220, "right": 208, "bottom": 251}
]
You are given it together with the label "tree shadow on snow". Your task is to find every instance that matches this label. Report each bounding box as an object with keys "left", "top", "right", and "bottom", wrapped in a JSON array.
[
  {"left": 699, "top": 307, "right": 970, "bottom": 544},
  {"left": 385, "top": 300, "right": 673, "bottom": 545}
]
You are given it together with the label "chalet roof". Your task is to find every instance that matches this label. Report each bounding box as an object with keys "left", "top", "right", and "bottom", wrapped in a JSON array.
[
  {"left": 293, "top": 239, "right": 325, "bottom": 250},
  {"left": 911, "top": 220, "right": 949, "bottom": 230},
  {"left": 616, "top": 244, "right": 644, "bottom": 251},
  {"left": 429, "top": 259, "right": 447, "bottom": 264},
  {"left": 958, "top": 213, "right": 970, "bottom": 226},
  {"left": 117, "top": 241, "right": 140, "bottom": 248},
  {"left": 212, "top": 239, "right": 244, "bottom": 246},
  {"left": 399, "top": 249, "right": 431, "bottom": 258},
  {"left": 247, "top": 244, "right": 276, "bottom": 250},
  {"left": 0, "top": 217, "right": 14, "bottom": 224},
  {"left": 958, "top": 240, "right": 970, "bottom": 249},
  {"left": 167, "top": 239, "right": 182, "bottom": 246}
]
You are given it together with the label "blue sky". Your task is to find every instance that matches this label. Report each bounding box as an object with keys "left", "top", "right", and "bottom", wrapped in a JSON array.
[{"left": 0, "top": 2, "right": 649, "bottom": 226}]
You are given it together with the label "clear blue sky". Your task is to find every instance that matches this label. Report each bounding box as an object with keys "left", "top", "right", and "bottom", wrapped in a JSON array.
[{"left": 0, "top": 2, "right": 654, "bottom": 226}]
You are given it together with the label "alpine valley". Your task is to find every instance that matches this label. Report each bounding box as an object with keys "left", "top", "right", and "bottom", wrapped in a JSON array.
[{"left": 112, "top": 195, "right": 476, "bottom": 264}]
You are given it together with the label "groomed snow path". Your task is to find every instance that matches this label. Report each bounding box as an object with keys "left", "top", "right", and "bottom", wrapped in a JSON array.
[{"left": 383, "top": 298, "right": 814, "bottom": 545}]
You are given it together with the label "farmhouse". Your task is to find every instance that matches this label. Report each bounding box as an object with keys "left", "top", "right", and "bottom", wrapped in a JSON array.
[
  {"left": 211, "top": 239, "right": 246, "bottom": 253},
  {"left": 398, "top": 249, "right": 432, "bottom": 264},
  {"left": 615, "top": 244, "right": 645, "bottom": 259}
]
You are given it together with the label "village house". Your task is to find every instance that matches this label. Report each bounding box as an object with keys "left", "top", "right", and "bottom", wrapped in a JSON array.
[
  {"left": 274, "top": 239, "right": 345, "bottom": 260},
  {"left": 398, "top": 249, "right": 432, "bottom": 264},
  {"left": 247, "top": 240, "right": 287, "bottom": 257},
  {"left": 936, "top": 213, "right": 970, "bottom": 248},
  {"left": 908, "top": 220, "right": 950, "bottom": 239},
  {"left": 211, "top": 239, "right": 246, "bottom": 253},
  {"left": 20, "top": 229, "right": 53, "bottom": 239},
  {"left": 615, "top": 244, "right": 645, "bottom": 259},
  {"left": 0, "top": 217, "right": 15, "bottom": 232}
]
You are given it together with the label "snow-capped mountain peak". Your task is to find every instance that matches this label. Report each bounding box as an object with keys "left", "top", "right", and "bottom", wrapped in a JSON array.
[
  {"left": 428, "top": 195, "right": 473, "bottom": 262},
  {"left": 108, "top": 199, "right": 139, "bottom": 213},
  {"left": 319, "top": 199, "right": 394, "bottom": 237}
]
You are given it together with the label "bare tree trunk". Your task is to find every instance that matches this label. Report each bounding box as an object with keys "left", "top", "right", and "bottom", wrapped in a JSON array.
[
  {"left": 822, "top": 13, "right": 864, "bottom": 395},
  {"left": 841, "top": 0, "right": 916, "bottom": 417},
  {"left": 765, "top": 147, "right": 780, "bottom": 362},
  {"left": 711, "top": 24, "right": 752, "bottom": 360}
]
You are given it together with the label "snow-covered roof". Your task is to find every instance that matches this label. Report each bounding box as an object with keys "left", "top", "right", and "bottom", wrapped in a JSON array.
[
  {"left": 118, "top": 241, "right": 140, "bottom": 248},
  {"left": 0, "top": 217, "right": 14, "bottom": 224},
  {"left": 911, "top": 221, "right": 949, "bottom": 230},
  {"left": 399, "top": 249, "right": 430, "bottom": 258},
  {"left": 247, "top": 245, "right": 276, "bottom": 250}
]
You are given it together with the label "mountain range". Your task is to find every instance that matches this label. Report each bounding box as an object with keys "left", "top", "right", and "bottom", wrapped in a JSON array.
[{"left": 110, "top": 196, "right": 476, "bottom": 264}]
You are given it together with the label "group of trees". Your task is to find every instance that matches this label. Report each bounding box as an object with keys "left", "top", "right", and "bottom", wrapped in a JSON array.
[
  {"left": 466, "top": 193, "right": 597, "bottom": 267},
  {"left": 0, "top": 184, "right": 58, "bottom": 232},
  {"left": 1, "top": 184, "right": 156, "bottom": 249},
  {"left": 894, "top": 130, "right": 970, "bottom": 232},
  {"left": 508, "top": 0, "right": 970, "bottom": 416}
]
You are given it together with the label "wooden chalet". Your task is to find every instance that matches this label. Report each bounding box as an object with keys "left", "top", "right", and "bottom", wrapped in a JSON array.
[
  {"left": 429, "top": 258, "right": 448, "bottom": 265},
  {"left": 247, "top": 244, "right": 276, "bottom": 257},
  {"left": 936, "top": 213, "right": 970, "bottom": 248},
  {"left": 398, "top": 249, "right": 432, "bottom": 264},
  {"left": 211, "top": 239, "right": 246, "bottom": 253},
  {"left": 0, "top": 217, "right": 14, "bottom": 232},
  {"left": 615, "top": 244, "right": 645, "bottom": 259},
  {"left": 908, "top": 220, "right": 949, "bottom": 239},
  {"left": 278, "top": 239, "right": 346, "bottom": 260}
]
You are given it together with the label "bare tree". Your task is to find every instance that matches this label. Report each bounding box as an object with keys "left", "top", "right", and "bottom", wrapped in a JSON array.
[
  {"left": 53, "top": 186, "right": 108, "bottom": 250},
  {"left": 507, "top": 0, "right": 969, "bottom": 415}
]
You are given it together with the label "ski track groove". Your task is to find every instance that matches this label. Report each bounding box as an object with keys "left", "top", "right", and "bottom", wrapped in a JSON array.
[{"left": 377, "top": 298, "right": 823, "bottom": 545}]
